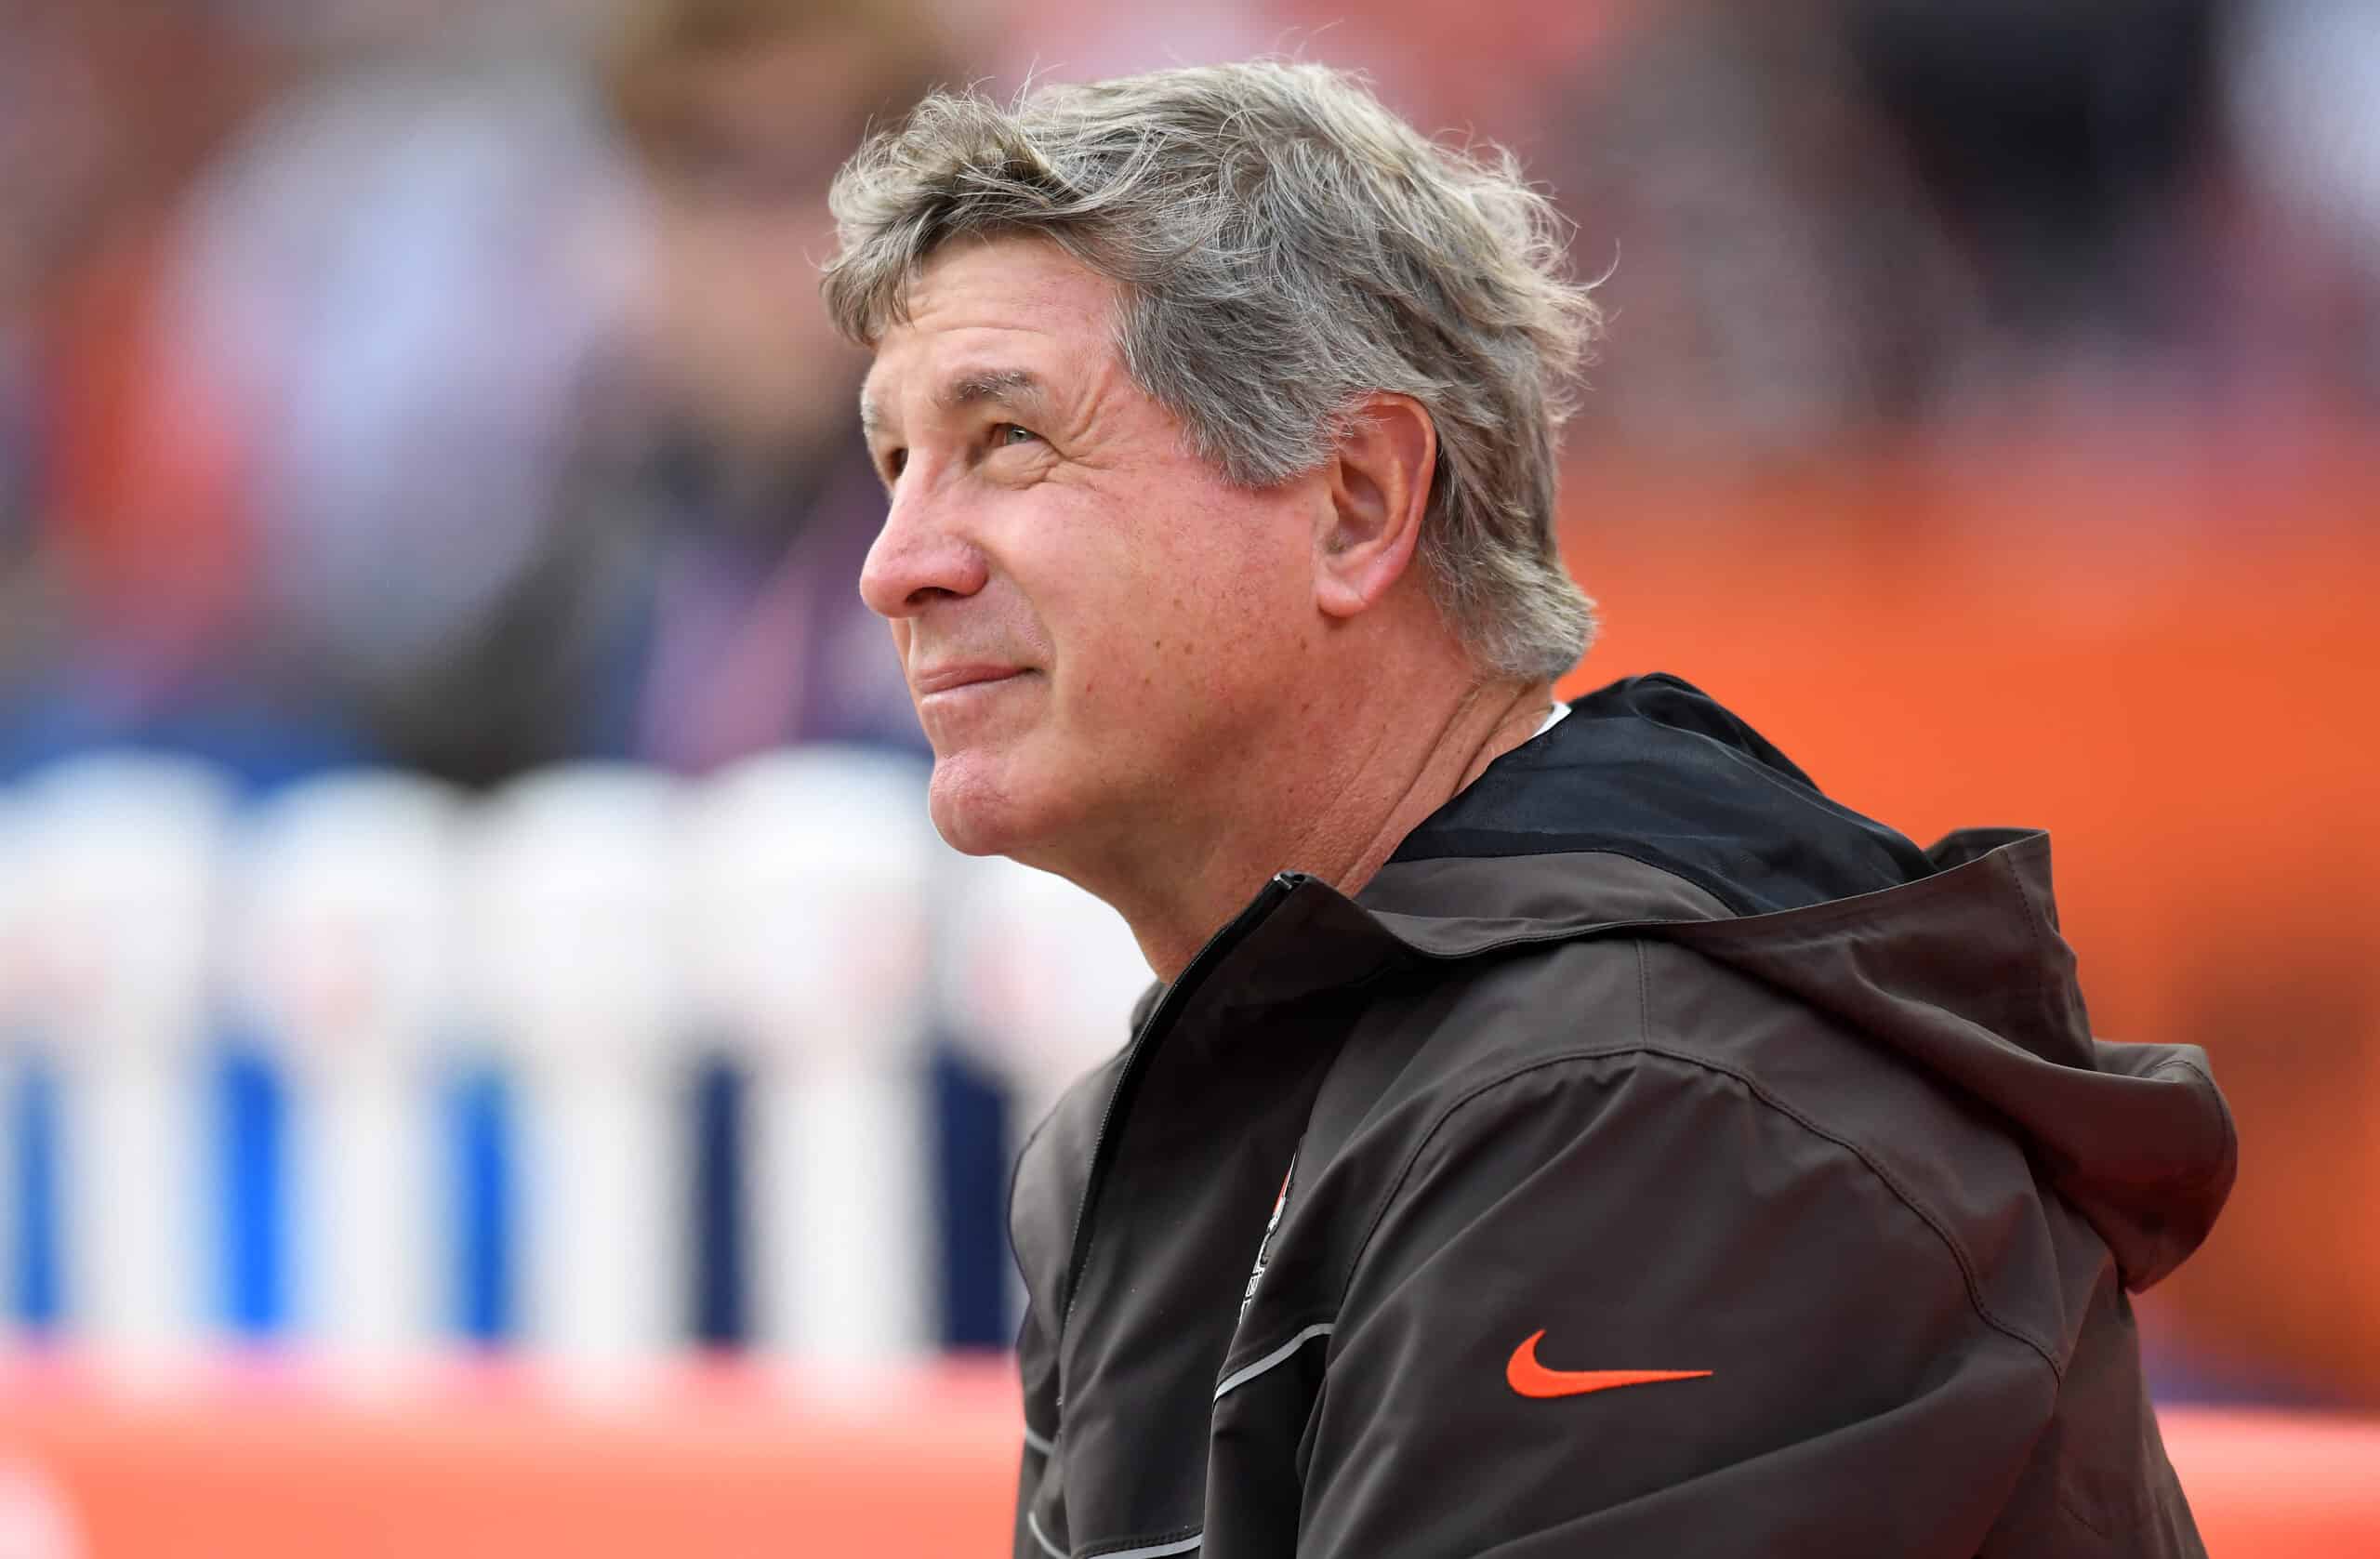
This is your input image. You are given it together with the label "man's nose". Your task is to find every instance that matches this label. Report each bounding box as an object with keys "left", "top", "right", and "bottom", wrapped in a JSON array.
[{"left": 859, "top": 476, "right": 989, "bottom": 620}]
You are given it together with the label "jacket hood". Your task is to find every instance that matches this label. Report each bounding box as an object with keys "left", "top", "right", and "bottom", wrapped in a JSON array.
[{"left": 1357, "top": 673, "right": 2235, "bottom": 1291}]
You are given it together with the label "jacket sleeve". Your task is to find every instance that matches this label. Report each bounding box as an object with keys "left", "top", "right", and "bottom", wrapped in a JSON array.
[{"left": 1295, "top": 1048, "right": 2066, "bottom": 1557}]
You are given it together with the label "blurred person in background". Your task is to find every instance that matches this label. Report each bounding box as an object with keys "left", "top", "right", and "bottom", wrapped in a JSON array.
[
  {"left": 1841, "top": 0, "right": 2223, "bottom": 368},
  {"left": 145, "top": 3, "right": 639, "bottom": 786},
  {"left": 7, "top": 0, "right": 945, "bottom": 789},
  {"left": 1538, "top": 1, "right": 1985, "bottom": 447},
  {"left": 2221, "top": 0, "right": 2380, "bottom": 403},
  {"left": 834, "top": 61, "right": 2232, "bottom": 1556},
  {"left": 0, "top": 0, "right": 345, "bottom": 784},
  {"left": 1535, "top": 0, "right": 2380, "bottom": 447},
  {"left": 0, "top": 7, "right": 86, "bottom": 687},
  {"left": 591, "top": 0, "right": 948, "bottom": 774},
  {"left": 1555, "top": 0, "right": 2214, "bottom": 445}
]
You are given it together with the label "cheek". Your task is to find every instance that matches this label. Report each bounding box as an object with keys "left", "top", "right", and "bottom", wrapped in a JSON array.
[
  {"left": 1059, "top": 511, "right": 1302, "bottom": 708},
  {"left": 998, "top": 457, "right": 1312, "bottom": 706}
]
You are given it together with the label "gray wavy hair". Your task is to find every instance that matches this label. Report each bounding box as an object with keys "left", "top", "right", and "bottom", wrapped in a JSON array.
[{"left": 823, "top": 60, "right": 1600, "bottom": 680}]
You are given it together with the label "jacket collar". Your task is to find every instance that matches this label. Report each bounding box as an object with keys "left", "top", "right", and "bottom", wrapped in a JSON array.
[{"left": 1392, "top": 672, "right": 1939, "bottom": 916}]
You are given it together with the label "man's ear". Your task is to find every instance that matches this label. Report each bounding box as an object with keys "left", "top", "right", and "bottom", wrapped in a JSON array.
[{"left": 1315, "top": 393, "right": 1435, "bottom": 622}]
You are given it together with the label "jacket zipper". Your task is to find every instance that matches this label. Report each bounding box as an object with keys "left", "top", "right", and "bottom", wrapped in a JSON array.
[{"left": 1058, "top": 872, "right": 1303, "bottom": 1328}]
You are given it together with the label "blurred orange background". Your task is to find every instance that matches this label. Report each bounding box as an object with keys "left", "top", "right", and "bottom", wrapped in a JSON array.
[{"left": 1554, "top": 425, "right": 2380, "bottom": 1407}]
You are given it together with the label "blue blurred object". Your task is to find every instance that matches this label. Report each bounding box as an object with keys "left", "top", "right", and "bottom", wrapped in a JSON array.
[
  {"left": 451, "top": 1057, "right": 514, "bottom": 1345},
  {"left": 932, "top": 1042, "right": 1011, "bottom": 1350},
  {"left": 218, "top": 1037, "right": 286, "bottom": 1338},
  {"left": 7, "top": 1049, "right": 61, "bottom": 1332},
  {"left": 690, "top": 1051, "right": 747, "bottom": 1348}
]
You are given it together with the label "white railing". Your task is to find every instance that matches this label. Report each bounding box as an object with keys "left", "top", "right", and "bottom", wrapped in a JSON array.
[{"left": 0, "top": 747, "right": 1150, "bottom": 1390}]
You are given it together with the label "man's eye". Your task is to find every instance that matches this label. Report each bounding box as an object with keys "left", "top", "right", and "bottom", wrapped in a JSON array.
[
  {"left": 882, "top": 448, "right": 906, "bottom": 481},
  {"left": 992, "top": 423, "right": 1040, "bottom": 447}
]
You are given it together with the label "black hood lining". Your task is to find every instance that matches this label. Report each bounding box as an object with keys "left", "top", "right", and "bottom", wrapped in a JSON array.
[{"left": 1390, "top": 673, "right": 1940, "bottom": 918}]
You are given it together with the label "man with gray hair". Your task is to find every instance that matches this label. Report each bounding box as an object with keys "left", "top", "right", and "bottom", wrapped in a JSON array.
[{"left": 830, "top": 61, "right": 2228, "bottom": 1557}]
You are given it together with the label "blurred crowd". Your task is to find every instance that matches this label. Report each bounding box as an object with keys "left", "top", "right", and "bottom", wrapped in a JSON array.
[{"left": 4, "top": 0, "right": 2377, "bottom": 791}]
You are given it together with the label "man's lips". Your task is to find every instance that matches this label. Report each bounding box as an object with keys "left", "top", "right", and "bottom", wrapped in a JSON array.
[{"left": 910, "top": 663, "right": 1031, "bottom": 697}]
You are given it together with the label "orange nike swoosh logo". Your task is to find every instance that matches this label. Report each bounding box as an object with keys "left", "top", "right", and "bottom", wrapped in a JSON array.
[{"left": 1506, "top": 1329, "right": 1712, "bottom": 1399}]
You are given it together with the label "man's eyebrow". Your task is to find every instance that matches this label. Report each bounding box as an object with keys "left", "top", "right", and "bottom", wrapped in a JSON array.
[
  {"left": 859, "top": 367, "right": 1051, "bottom": 443},
  {"left": 936, "top": 366, "right": 1049, "bottom": 416}
]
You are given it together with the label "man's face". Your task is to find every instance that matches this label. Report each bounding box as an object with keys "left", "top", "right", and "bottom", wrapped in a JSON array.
[{"left": 858, "top": 236, "right": 1322, "bottom": 867}]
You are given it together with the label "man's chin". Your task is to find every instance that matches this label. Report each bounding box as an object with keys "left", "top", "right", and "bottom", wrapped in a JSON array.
[{"left": 924, "top": 748, "right": 1071, "bottom": 863}]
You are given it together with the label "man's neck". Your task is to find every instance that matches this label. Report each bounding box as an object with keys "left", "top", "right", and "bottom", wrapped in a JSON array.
[{"left": 1102, "top": 677, "right": 1556, "bottom": 979}]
